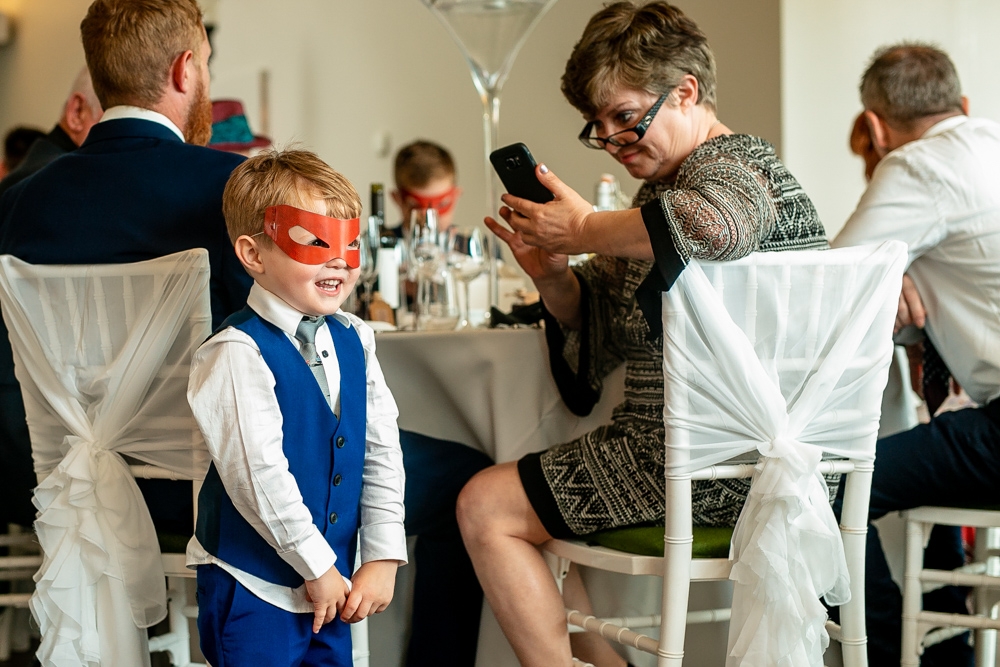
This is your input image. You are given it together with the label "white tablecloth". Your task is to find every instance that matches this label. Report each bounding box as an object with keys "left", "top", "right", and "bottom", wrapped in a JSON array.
[
  {"left": 377, "top": 328, "right": 624, "bottom": 461},
  {"left": 367, "top": 328, "right": 731, "bottom": 667}
]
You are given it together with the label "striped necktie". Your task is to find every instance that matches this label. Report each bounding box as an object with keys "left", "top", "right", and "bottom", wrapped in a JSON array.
[{"left": 294, "top": 316, "right": 332, "bottom": 408}]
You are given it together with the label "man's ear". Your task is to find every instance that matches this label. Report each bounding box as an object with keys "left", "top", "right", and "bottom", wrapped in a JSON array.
[
  {"left": 863, "top": 110, "right": 891, "bottom": 157},
  {"left": 673, "top": 74, "right": 699, "bottom": 111},
  {"left": 63, "top": 93, "right": 88, "bottom": 133},
  {"left": 169, "top": 49, "right": 196, "bottom": 94},
  {"left": 234, "top": 235, "right": 266, "bottom": 276},
  {"left": 390, "top": 189, "right": 404, "bottom": 209},
  {"left": 961, "top": 95, "right": 970, "bottom": 115}
]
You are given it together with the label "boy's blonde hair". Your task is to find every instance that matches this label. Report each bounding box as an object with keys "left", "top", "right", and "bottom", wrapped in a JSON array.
[{"left": 223, "top": 149, "right": 362, "bottom": 245}]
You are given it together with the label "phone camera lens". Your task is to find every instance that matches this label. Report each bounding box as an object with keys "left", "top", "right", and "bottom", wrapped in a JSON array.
[{"left": 506, "top": 156, "right": 521, "bottom": 169}]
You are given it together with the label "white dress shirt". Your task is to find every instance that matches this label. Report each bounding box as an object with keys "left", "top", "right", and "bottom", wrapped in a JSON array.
[
  {"left": 186, "top": 283, "right": 407, "bottom": 612},
  {"left": 99, "top": 105, "right": 185, "bottom": 141},
  {"left": 834, "top": 115, "right": 1000, "bottom": 405}
]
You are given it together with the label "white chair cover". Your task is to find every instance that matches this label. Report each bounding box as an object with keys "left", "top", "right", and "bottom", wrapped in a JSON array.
[
  {"left": 662, "top": 241, "right": 906, "bottom": 667},
  {"left": 0, "top": 250, "right": 212, "bottom": 667}
]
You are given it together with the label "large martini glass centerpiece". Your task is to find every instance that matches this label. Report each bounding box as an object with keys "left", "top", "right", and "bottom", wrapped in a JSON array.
[{"left": 422, "top": 0, "right": 557, "bottom": 309}]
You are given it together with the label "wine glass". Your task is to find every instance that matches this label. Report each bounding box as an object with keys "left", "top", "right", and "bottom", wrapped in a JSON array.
[
  {"left": 447, "top": 228, "right": 487, "bottom": 329},
  {"left": 409, "top": 209, "right": 446, "bottom": 328},
  {"left": 355, "top": 233, "right": 378, "bottom": 319}
]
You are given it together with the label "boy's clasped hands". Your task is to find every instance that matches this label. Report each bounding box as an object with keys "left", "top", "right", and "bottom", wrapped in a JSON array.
[{"left": 305, "top": 560, "right": 400, "bottom": 633}]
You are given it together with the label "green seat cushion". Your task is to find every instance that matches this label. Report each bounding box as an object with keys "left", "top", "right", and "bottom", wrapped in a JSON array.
[
  {"left": 587, "top": 525, "right": 733, "bottom": 559},
  {"left": 156, "top": 531, "right": 190, "bottom": 554}
]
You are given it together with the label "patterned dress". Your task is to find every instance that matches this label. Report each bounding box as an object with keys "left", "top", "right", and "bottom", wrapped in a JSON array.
[{"left": 537, "top": 134, "right": 828, "bottom": 536}]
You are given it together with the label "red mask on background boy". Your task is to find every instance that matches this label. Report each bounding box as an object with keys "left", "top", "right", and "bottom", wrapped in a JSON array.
[
  {"left": 264, "top": 205, "right": 360, "bottom": 267},
  {"left": 398, "top": 186, "right": 458, "bottom": 216}
]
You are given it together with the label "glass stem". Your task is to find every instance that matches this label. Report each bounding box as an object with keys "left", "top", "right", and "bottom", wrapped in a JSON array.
[
  {"left": 462, "top": 278, "right": 472, "bottom": 327},
  {"left": 482, "top": 89, "right": 501, "bottom": 311}
]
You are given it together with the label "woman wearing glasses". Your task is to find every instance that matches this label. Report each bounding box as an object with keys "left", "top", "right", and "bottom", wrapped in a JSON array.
[{"left": 458, "top": 2, "right": 827, "bottom": 666}]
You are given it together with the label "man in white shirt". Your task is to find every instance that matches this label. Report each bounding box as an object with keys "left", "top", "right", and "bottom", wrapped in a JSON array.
[{"left": 833, "top": 43, "right": 1000, "bottom": 667}]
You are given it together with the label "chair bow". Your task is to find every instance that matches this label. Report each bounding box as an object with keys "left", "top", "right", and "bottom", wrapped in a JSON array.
[{"left": 31, "top": 435, "right": 166, "bottom": 666}]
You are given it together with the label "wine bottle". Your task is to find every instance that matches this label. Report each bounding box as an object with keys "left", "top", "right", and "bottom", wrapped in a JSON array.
[{"left": 367, "top": 183, "right": 384, "bottom": 248}]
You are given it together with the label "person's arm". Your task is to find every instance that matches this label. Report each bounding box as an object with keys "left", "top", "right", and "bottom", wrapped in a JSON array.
[
  {"left": 336, "top": 320, "right": 405, "bottom": 623},
  {"left": 187, "top": 331, "right": 338, "bottom": 579},
  {"left": 352, "top": 318, "right": 407, "bottom": 566},
  {"left": 497, "top": 164, "right": 653, "bottom": 260}
]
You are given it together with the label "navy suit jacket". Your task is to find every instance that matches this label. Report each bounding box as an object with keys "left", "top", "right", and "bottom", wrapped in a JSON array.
[{"left": 0, "top": 118, "right": 252, "bottom": 527}]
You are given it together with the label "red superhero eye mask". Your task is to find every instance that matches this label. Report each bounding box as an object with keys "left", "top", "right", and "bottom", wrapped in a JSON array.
[
  {"left": 399, "top": 186, "right": 458, "bottom": 216},
  {"left": 264, "top": 205, "right": 360, "bottom": 267}
]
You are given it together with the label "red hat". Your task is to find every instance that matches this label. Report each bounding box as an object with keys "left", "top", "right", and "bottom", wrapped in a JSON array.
[{"left": 209, "top": 99, "right": 271, "bottom": 152}]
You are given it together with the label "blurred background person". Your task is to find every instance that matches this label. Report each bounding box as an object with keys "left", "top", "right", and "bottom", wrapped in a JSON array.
[
  {"left": 389, "top": 139, "right": 461, "bottom": 236},
  {"left": 0, "top": 67, "right": 103, "bottom": 200},
  {"left": 0, "top": 126, "right": 45, "bottom": 180}
]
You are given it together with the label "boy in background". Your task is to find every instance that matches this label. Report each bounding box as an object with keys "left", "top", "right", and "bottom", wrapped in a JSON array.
[
  {"left": 187, "top": 149, "right": 406, "bottom": 666},
  {"left": 390, "top": 139, "right": 462, "bottom": 234}
]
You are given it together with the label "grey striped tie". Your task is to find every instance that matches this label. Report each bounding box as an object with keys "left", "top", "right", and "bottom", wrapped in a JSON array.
[{"left": 294, "top": 316, "right": 332, "bottom": 408}]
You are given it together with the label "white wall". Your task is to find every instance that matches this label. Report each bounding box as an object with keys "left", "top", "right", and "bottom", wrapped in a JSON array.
[
  {"left": 781, "top": 0, "right": 1000, "bottom": 239},
  {"left": 0, "top": 0, "right": 90, "bottom": 134}
]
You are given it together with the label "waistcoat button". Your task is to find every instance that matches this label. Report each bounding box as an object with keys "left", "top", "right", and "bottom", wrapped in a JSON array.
[
  {"left": 336, "top": 436, "right": 346, "bottom": 448},
  {"left": 333, "top": 474, "right": 342, "bottom": 486},
  {"left": 329, "top": 512, "right": 338, "bottom": 524}
]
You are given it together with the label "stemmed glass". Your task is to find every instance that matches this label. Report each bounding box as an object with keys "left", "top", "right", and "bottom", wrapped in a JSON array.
[
  {"left": 447, "top": 228, "right": 487, "bottom": 329},
  {"left": 408, "top": 209, "right": 447, "bottom": 328},
  {"left": 355, "top": 233, "right": 378, "bottom": 319},
  {"left": 422, "top": 0, "right": 559, "bottom": 310}
]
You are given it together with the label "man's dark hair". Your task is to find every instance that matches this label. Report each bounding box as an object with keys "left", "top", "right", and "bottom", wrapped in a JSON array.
[
  {"left": 860, "top": 43, "right": 963, "bottom": 129},
  {"left": 3, "top": 127, "right": 46, "bottom": 171}
]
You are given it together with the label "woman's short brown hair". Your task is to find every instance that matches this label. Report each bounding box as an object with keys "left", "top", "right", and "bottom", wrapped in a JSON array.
[
  {"left": 561, "top": 1, "right": 716, "bottom": 118},
  {"left": 223, "top": 149, "right": 362, "bottom": 245},
  {"left": 81, "top": 0, "right": 205, "bottom": 109}
]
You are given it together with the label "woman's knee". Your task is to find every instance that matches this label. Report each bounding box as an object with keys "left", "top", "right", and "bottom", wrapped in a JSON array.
[
  {"left": 457, "top": 462, "right": 549, "bottom": 545},
  {"left": 456, "top": 464, "right": 504, "bottom": 536}
]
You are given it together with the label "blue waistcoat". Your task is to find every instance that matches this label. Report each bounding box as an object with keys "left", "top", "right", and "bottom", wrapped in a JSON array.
[{"left": 195, "top": 308, "right": 367, "bottom": 588}]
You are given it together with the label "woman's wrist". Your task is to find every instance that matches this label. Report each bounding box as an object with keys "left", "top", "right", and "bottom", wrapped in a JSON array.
[
  {"left": 535, "top": 269, "right": 583, "bottom": 330},
  {"left": 532, "top": 266, "right": 576, "bottom": 293}
]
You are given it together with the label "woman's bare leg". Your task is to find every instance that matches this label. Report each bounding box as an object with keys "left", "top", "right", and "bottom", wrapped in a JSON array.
[
  {"left": 563, "top": 564, "right": 627, "bottom": 667},
  {"left": 457, "top": 462, "right": 573, "bottom": 667}
]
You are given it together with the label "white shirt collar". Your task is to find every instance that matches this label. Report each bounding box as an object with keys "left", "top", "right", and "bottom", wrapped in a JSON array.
[
  {"left": 246, "top": 282, "right": 351, "bottom": 337},
  {"left": 99, "top": 105, "right": 185, "bottom": 142},
  {"left": 920, "top": 114, "right": 968, "bottom": 140}
]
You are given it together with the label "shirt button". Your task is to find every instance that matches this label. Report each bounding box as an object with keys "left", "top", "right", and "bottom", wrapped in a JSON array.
[
  {"left": 336, "top": 436, "right": 346, "bottom": 448},
  {"left": 329, "top": 512, "right": 338, "bottom": 524},
  {"left": 321, "top": 350, "right": 329, "bottom": 358},
  {"left": 333, "top": 474, "right": 342, "bottom": 486}
]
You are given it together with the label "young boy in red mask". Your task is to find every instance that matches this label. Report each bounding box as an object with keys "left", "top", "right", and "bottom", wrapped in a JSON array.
[{"left": 187, "top": 149, "right": 406, "bottom": 666}]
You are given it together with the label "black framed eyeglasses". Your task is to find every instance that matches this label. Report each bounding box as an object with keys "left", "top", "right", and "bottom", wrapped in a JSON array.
[{"left": 578, "top": 92, "right": 670, "bottom": 150}]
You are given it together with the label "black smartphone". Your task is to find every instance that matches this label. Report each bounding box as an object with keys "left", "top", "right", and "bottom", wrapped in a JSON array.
[{"left": 490, "top": 143, "right": 554, "bottom": 204}]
